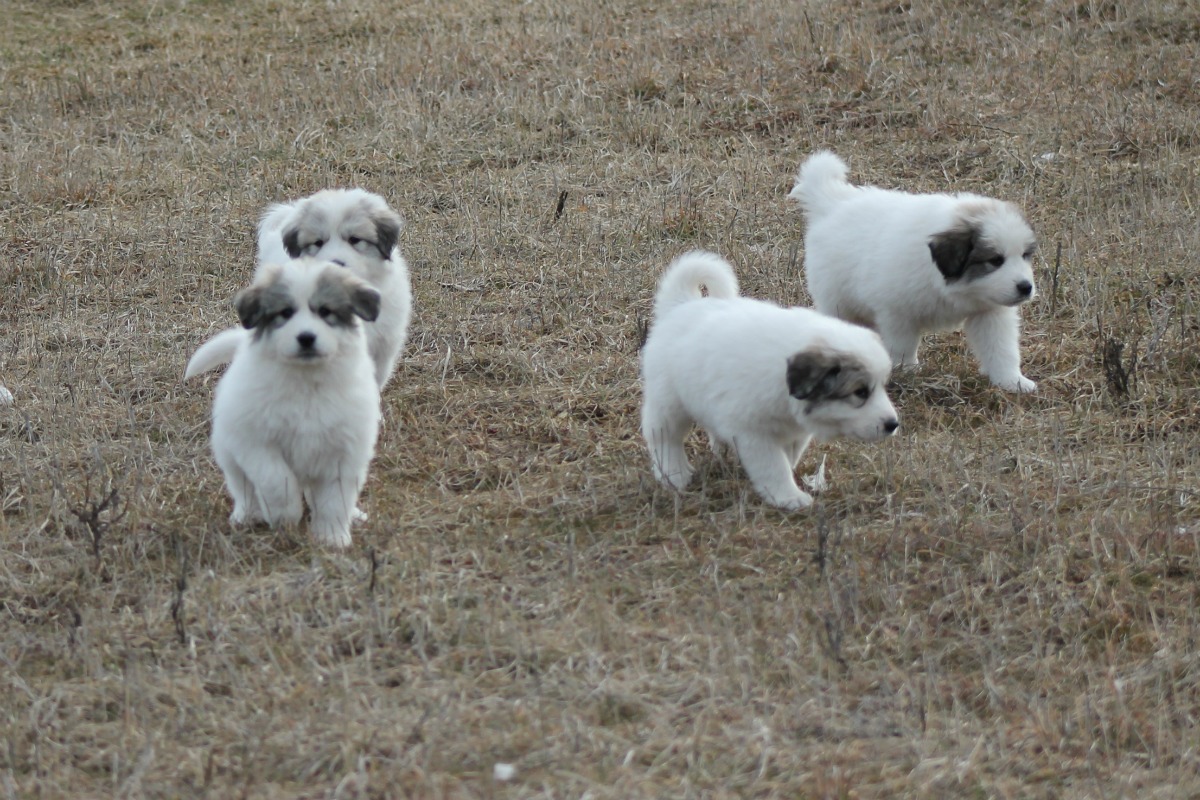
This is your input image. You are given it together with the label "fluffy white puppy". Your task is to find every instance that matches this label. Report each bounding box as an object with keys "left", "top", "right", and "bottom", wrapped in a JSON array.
[
  {"left": 211, "top": 258, "right": 381, "bottom": 548},
  {"left": 641, "top": 251, "right": 899, "bottom": 511},
  {"left": 186, "top": 189, "right": 412, "bottom": 389},
  {"left": 790, "top": 151, "right": 1038, "bottom": 392}
]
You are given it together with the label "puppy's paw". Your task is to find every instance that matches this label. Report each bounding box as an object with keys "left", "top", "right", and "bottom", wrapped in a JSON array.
[
  {"left": 993, "top": 374, "right": 1037, "bottom": 393},
  {"left": 229, "top": 507, "right": 265, "bottom": 527},
  {"left": 312, "top": 520, "right": 353, "bottom": 548},
  {"left": 769, "top": 489, "right": 814, "bottom": 512},
  {"left": 351, "top": 507, "right": 369, "bottom": 524}
]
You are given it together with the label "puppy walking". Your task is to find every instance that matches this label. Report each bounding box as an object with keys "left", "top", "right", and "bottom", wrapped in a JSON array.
[
  {"left": 640, "top": 251, "right": 899, "bottom": 511},
  {"left": 791, "top": 151, "right": 1039, "bottom": 392},
  {"left": 187, "top": 189, "right": 412, "bottom": 390},
  {"left": 211, "top": 259, "right": 381, "bottom": 548}
]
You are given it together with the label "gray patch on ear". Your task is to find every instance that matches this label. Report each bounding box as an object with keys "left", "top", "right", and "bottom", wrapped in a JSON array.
[
  {"left": 234, "top": 278, "right": 294, "bottom": 337},
  {"left": 312, "top": 271, "right": 382, "bottom": 326},
  {"left": 370, "top": 208, "right": 403, "bottom": 259},
  {"left": 281, "top": 227, "right": 304, "bottom": 259},
  {"left": 787, "top": 349, "right": 872, "bottom": 408},
  {"left": 928, "top": 222, "right": 979, "bottom": 281}
]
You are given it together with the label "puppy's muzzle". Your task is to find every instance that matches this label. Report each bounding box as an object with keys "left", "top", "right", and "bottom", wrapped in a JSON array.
[{"left": 882, "top": 418, "right": 900, "bottom": 435}]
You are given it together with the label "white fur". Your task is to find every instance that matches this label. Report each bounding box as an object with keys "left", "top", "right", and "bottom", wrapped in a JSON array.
[
  {"left": 211, "top": 259, "right": 380, "bottom": 548},
  {"left": 790, "top": 151, "right": 1039, "bottom": 392},
  {"left": 186, "top": 188, "right": 412, "bottom": 389},
  {"left": 641, "top": 251, "right": 899, "bottom": 511}
]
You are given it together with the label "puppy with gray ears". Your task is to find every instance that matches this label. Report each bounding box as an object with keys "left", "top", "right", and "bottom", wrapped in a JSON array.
[
  {"left": 791, "top": 151, "right": 1039, "bottom": 392},
  {"left": 186, "top": 188, "right": 412, "bottom": 391},
  {"left": 641, "top": 251, "right": 899, "bottom": 511},
  {"left": 211, "top": 258, "right": 382, "bottom": 548}
]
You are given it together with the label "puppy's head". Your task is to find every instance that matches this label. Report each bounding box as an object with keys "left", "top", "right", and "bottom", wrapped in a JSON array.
[
  {"left": 928, "top": 200, "right": 1037, "bottom": 309},
  {"left": 277, "top": 189, "right": 403, "bottom": 283},
  {"left": 234, "top": 259, "right": 381, "bottom": 366},
  {"left": 786, "top": 343, "right": 898, "bottom": 442}
]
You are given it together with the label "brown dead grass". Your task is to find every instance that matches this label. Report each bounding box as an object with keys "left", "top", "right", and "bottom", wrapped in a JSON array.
[{"left": 3, "top": 0, "right": 1200, "bottom": 797}]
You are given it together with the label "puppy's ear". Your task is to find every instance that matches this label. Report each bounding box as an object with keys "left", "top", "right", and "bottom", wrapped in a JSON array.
[
  {"left": 234, "top": 284, "right": 266, "bottom": 330},
  {"left": 371, "top": 210, "right": 403, "bottom": 259},
  {"left": 350, "top": 284, "right": 382, "bottom": 322},
  {"left": 787, "top": 350, "right": 842, "bottom": 401},
  {"left": 928, "top": 222, "right": 978, "bottom": 281},
  {"left": 281, "top": 226, "right": 304, "bottom": 259}
]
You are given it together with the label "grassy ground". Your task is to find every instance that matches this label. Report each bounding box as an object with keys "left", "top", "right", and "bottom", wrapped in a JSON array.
[{"left": 3, "top": 0, "right": 1200, "bottom": 797}]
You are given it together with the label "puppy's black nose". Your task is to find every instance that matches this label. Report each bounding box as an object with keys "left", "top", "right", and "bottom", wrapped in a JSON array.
[
  {"left": 297, "top": 332, "right": 317, "bottom": 349},
  {"left": 883, "top": 418, "right": 900, "bottom": 434},
  {"left": 1016, "top": 281, "right": 1034, "bottom": 297}
]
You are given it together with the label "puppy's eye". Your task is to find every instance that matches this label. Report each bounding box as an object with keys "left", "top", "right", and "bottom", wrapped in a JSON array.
[
  {"left": 302, "top": 240, "right": 325, "bottom": 255},
  {"left": 349, "top": 236, "right": 374, "bottom": 251},
  {"left": 988, "top": 255, "right": 1005, "bottom": 268},
  {"left": 348, "top": 236, "right": 361, "bottom": 246},
  {"left": 1023, "top": 250, "right": 1035, "bottom": 260},
  {"left": 278, "top": 307, "right": 295, "bottom": 321},
  {"left": 854, "top": 386, "right": 871, "bottom": 401},
  {"left": 318, "top": 306, "right": 333, "bottom": 319}
]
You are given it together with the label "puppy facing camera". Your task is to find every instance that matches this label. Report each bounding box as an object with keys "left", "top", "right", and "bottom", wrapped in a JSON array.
[
  {"left": 210, "top": 258, "right": 381, "bottom": 548},
  {"left": 640, "top": 251, "right": 899, "bottom": 511},
  {"left": 186, "top": 188, "right": 413, "bottom": 391},
  {"left": 791, "top": 151, "right": 1039, "bottom": 392}
]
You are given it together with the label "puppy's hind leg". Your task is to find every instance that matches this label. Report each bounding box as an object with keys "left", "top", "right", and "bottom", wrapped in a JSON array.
[
  {"left": 964, "top": 307, "right": 1036, "bottom": 392},
  {"left": 733, "top": 434, "right": 813, "bottom": 511},
  {"left": 642, "top": 401, "right": 693, "bottom": 491},
  {"left": 877, "top": 314, "right": 922, "bottom": 368}
]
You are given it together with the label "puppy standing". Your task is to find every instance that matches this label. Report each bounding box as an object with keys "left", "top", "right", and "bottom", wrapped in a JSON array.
[
  {"left": 641, "top": 251, "right": 899, "bottom": 511},
  {"left": 186, "top": 189, "right": 412, "bottom": 390},
  {"left": 790, "top": 151, "right": 1038, "bottom": 392},
  {"left": 212, "top": 259, "right": 381, "bottom": 548}
]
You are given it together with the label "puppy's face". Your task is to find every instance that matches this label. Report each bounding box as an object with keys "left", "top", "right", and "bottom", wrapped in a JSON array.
[
  {"left": 928, "top": 201, "right": 1037, "bottom": 309},
  {"left": 279, "top": 190, "right": 403, "bottom": 280},
  {"left": 786, "top": 347, "right": 899, "bottom": 442},
  {"left": 234, "top": 259, "right": 381, "bottom": 365}
]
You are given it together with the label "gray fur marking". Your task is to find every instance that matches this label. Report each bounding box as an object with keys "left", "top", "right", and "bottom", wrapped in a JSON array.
[
  {"left": 312, "top": 271, "right": 381, "bottom": 326},
  {"left": 786, "top": 349, "right": 873, "bottom": 409}
]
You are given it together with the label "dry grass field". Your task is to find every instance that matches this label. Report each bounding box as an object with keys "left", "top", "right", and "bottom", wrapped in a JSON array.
[{"left": 2, "top": 0, "right": 1200, "bottom": 796}]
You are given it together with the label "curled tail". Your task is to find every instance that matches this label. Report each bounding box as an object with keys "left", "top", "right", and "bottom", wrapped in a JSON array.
[
  {"left": 788, "top": 150, "right": 858, "bottom": 219},
  {"left": 652, "top": 250, "right": 740, "bottom": 320},
  {"left": 184, "top": 327, "right": 248, "bottom": 379}
]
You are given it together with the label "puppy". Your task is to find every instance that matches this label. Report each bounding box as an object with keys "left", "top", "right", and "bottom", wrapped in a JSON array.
[
  {"left": 211, "top": 258, "right": 381, "bottom": 548},
  {"left": 790, "top": 151, "right": 1038, "bottom": 392},
  {"left": 641, "top": 251, "right": 899, "bottom": 511},
  {"left": 186, "top": 189, "right": 412, "bottom": 390}
]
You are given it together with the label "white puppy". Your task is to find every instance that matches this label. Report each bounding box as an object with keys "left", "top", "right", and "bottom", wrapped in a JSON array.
[
  {"left": 211, "top": 258, "right": 381, "bottom": 548},
  {"left": 641, "top": 251, "right": 899, "bottom": 511},
  {"left": 186, "top": 189, "right": 412, "bottom": 390},
  {"left": 790, "top": 151, "right": 1038, "bottom": 392}
]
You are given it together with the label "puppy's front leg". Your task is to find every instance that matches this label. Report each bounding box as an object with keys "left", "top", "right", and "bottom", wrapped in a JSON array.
[
  {"left": 964, "top": 307, "right": 1036, "bottom": 392},
  {"left": 734, "top": 434, "right": 813, "bottom": 511},
  {"left": 236, "top": 452, "right": 303, "bottom": 527},
  {"left": 308, "top": 476, "right": 360, "bottom": 548}
]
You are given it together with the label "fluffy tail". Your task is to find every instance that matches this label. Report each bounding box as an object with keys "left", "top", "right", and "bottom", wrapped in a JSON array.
[
  {"left": 653, "top": 250, "right": 740, "bottom": 320},
  {"left": 788, "top": 150, "right": 858, "bottom": 218},
  {"left": 184, "top": 327, "right": 248, "bottom": 379}
]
